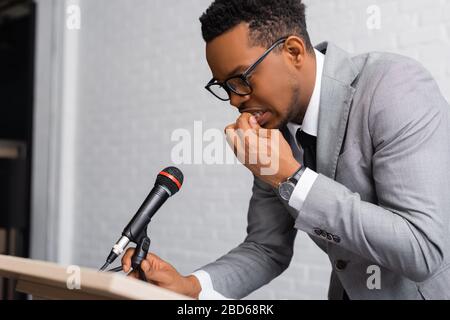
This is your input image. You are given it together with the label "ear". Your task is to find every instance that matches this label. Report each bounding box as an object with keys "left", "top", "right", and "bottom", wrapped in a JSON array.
[{"left": 283, "top": 36, "right": 307, "bottom": 68}]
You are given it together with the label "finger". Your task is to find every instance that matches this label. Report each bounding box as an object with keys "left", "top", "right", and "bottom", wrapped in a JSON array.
[
  {"left": 224, "top": 123, "right": 238, "bottom": 150},
  {"left": 224, "top": 123, "right": 236, "bottom": 134},
  {"left": 236, "top": 113, "right": 253, "bottom": 131},
  {"left": 258, "top": 127, "right": 272, "bottom": 140},
  {"left": 235, "top": 114, "right": 258, "bottom": 148},
  {"left": 225, "top": 128, "right": 245, "bottom": 161},
  {"left": 248, "top": 115, "right": 261, "bottom": 133},
  {"left": 127, "top": 270, "right": 139, "bottom": 279},
  {"left": 121, "top": 248, "right": 136, "bottom": 273},
  {"left": 144, "top": 252, "right": 177, "bottom": 273},
  {"left": 258, "top": 130, "right": 276, "bottom": 167},
  {"left": 140, "top": 259, "right": 171, "bottom": 283},
  {"left": 146, "top": 253, "right": 167, "bottom": 268},
  {"left": 236, "top": 122, "right": 260, "bottom": 165},
  {"left": 237, "top": 113, "right": 260, "bottom": 135},
  {"left": 148, "top": 252, "right": 169, "bottom": 261}
]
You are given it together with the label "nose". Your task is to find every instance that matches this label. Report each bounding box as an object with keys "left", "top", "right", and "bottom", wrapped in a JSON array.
[{"left": 229, "top": 92, "right": 250, "bottom": 110}]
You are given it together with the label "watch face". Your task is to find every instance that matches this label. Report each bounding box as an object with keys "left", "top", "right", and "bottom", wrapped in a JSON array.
[{"left": 279, "top": 182, "right": 295, "bottom": 201}]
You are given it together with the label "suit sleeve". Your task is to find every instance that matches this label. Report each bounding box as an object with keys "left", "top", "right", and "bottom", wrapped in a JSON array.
[
  {"left": 294, "top": 58, "right": 450, "bottom": 282},
  {"left": 195, "top": 176, "right": 298, "bottom": 299}
]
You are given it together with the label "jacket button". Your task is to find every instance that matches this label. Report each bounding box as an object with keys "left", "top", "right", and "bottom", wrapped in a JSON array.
[
  {"left": 333, "top": 235, "right": 341, "bottom": 243},
  {"left": 326, "top": 233, "right": 333, "bottom": 241},
  {"left": 335, "top": 260, "right": 348, "bottom": 271},
  {"left": 314, "top": 229, "right": 322, "bottom": 236}
]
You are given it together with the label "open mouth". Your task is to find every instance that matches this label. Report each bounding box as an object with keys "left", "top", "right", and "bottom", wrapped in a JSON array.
[
  {"left": 240, "top": 108, "right": 272, "bottom": 127},
  {"left": 251, "top": 110, "right": 271, "bottom": 127}
]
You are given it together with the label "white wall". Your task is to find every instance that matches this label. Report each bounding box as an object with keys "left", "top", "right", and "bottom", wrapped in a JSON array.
[{"left": 32, "top": 0, "right": 450, "bottom": 299}]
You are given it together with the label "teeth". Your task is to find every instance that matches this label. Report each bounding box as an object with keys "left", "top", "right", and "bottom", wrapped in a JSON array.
[{"left": 253, "top": 111, "right": 263, "bottom": 118}]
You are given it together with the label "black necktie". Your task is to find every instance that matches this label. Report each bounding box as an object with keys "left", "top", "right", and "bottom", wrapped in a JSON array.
[{"left": 296, "top": 130, "right": 317, "bottom": 171}]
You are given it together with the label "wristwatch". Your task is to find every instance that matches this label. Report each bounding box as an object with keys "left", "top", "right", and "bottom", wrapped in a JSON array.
[{"left": 278, "top": 166, "right": 306, "bottom": 201}]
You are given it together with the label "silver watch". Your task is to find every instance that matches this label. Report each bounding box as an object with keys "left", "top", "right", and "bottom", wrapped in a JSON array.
[{"left": 278, "top": 166, "right": 306, "bottom": 201}]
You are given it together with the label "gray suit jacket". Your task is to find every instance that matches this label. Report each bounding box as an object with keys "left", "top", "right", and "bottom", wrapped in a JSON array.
[{"left": 199, "top": 42, "right": 450, "bottom": 300}]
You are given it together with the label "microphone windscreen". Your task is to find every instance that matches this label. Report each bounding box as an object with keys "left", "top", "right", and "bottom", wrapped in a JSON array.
[{"left": 156, "top": 167, "right": 184, "bottom": 195}]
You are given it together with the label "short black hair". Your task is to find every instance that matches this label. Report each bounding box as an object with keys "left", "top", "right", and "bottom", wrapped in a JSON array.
[{"left": 199, "top": 0, "right": 313, "bottom": 52}]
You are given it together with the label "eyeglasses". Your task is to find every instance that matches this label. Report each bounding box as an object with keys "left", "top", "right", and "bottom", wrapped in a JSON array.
[{"left": 205, "top": 37, "right": 288, "bottom": 101}]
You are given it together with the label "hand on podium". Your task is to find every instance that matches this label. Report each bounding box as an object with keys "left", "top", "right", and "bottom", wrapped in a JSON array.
[{"left": 121, "top": 248, "right": 201, "bottom": 299}]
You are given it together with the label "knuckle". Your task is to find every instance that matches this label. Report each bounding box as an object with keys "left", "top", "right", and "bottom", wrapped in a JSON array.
[{"left": 225, "top": 124, "right": 235, "bottom": 133}]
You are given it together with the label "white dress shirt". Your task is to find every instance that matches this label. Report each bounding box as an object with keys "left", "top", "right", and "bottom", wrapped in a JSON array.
[
  {"left": 192, "top": 48, "right": 325, "bottom": 299},
  {"left": 286, "top": 47, "right": 324, "bottom": 211}
]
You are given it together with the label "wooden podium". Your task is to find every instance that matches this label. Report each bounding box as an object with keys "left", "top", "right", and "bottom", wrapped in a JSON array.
[{"left": 0, "top": 254, "right": 191, "bottom": 300}]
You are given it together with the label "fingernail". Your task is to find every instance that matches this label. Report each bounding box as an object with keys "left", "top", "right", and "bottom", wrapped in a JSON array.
[{"left": 250, "top": 116, "right": 257, "bottom": 125}]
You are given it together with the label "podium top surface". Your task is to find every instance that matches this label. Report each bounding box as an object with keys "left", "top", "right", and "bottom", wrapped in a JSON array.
[{"left": 0, "top": 254, "right": 191, "bottom": 300}]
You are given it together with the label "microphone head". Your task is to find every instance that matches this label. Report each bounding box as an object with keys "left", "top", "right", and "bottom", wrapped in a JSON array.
[{"left": 156, "top": 167, "right": 184, "bottom": 195}]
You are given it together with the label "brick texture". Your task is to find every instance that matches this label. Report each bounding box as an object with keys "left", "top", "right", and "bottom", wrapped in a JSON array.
[{"left": 59, "top": 0, "right": 450, "bottom": 299}]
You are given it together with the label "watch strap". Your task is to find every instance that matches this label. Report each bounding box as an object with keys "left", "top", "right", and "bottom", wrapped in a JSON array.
[{"left": 289, "top": 166, "right": 306, "bottom": 184}]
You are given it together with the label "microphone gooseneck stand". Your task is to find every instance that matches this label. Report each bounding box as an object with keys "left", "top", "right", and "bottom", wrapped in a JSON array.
[{"left": 100, "top": 227, "right": 151, "bottom": 282}]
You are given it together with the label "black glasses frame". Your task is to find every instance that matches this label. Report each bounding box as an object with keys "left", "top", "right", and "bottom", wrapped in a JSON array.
[{"left": 205, "top": 36, "right": 289, "bottom": 101}]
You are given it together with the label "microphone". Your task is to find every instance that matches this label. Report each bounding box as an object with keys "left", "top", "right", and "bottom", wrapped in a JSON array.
[{"left": 100, "top": 167, "right": 183, "bottom": 271}]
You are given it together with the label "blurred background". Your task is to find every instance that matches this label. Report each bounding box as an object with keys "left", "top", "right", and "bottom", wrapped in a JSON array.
[{"left": 0, "top": 0, "right": 449, "bottom": 299}]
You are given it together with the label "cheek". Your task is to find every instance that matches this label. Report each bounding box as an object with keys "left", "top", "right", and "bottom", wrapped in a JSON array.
[{"left": 253, "top": 73, "right": 292, "bottom": 114}]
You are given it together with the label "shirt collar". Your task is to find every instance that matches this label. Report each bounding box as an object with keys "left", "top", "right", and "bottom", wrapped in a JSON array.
[{"left": 286, "top": 48, "right": 324, "bottom": 139}]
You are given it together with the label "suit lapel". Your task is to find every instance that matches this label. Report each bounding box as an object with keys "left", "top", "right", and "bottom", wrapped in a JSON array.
[{"left": 315, "top": 42, "right": 359, "bottom": 179}]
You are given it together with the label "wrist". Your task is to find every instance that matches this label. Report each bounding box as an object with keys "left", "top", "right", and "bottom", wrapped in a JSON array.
[
  {"left": 274, "top": 161, "right": 301, "bottom": 187},
  {"left": 184, "top": 275, "right": 201, "bottom": 299},
  {"left": 277, "top": 164, "right": 305, "bottom": 202}
]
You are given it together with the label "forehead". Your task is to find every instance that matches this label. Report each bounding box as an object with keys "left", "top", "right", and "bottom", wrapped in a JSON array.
[{"left": 205, "top": 24, "right": 265, "bottom": 80}]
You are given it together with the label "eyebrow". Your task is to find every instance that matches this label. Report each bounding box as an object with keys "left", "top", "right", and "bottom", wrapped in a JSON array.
[{"left": 215, "top": 65, "right": 248, "bottom": 82}]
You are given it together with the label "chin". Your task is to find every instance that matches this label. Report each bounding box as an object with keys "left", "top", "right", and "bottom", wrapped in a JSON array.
[
  {"left": 268, "top": 118, "right": 287, "bottom": 130},
  {"left": 262, "top": 121, "right": 277, "bottom": 129}
]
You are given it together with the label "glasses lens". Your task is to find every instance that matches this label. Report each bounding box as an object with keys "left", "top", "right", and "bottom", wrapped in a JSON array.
[
  {"left": 208, "top": 84, "right": 230, "bottom": 101},
  {"left": 227, "top": 77, "right": 251, "bottom": 95}
]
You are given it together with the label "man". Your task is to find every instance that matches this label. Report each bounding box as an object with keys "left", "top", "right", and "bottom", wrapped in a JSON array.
[{"left": 122, "top": 0, "right": 450, "bottom": 299}]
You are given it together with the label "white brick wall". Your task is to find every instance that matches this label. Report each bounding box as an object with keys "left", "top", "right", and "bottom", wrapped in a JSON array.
[{"left": 40, "top": 0, "right": 449, "bottom": 299}]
